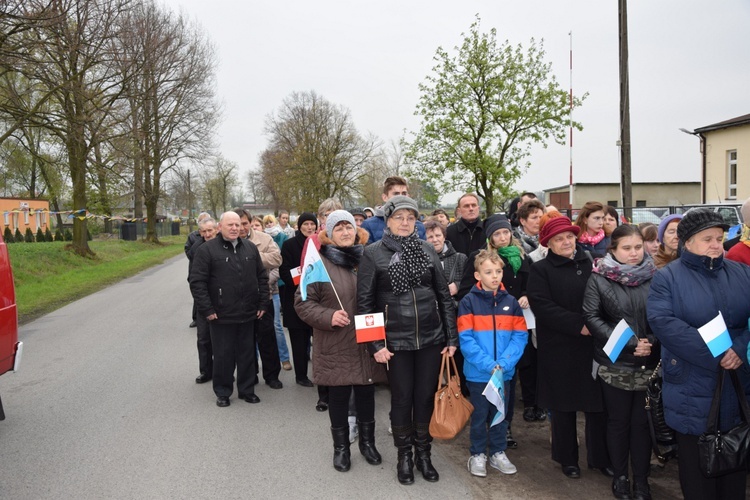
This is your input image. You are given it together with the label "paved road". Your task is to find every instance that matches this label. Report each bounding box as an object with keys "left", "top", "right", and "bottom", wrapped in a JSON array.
[{"left": 0, "top": 255, "right": 690, "bottom": 499}]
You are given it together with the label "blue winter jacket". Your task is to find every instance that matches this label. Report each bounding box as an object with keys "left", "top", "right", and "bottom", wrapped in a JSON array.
[
  {"left": 458, "top": 283, "right": 528, "bottom": 383},
  {"left": 647, "top": 250, "right": 750, "bottom": 435},
  {"left": 361, "top": 215, "right": 426, "bottom": 243}
]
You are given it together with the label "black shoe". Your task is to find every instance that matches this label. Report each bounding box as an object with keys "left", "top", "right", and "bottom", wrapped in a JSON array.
[
  {"left": 612, "top": 475, "right": 632, "bottom": 499},
  {"left": 589, "top": 466, "right": 615, "bottom": 478},
  {"left": 265, "top": 379, "right": 283, "bottom": 389},
  {"left": 296, "top": 378, "right": 314, "bottom": 387},
  {"left": 506, "top": 427, "right": 518, "bottom": 449},
  {"left": 195, "top": 373, "right": 211, "bottom": 384},
  {"left": 414, "top": 423, "right": 439, "bottom": 482},
  {"left": 316, "top": 399, "right": 329, "bottom": 412},
  {"left": 632, "top": 481, "right": 651, "bottom": 500},
  {"left": 523, "top": 407, "right": 536, "bottom": 422},
  {"left": 331, "top": 426, "right": 351, "bottom": 472},
  {"left": 562, "top": 465, "right": 581, "bottom": 479},
  {"left": 357, "top": 421, "right": 382, "bottom": 465},
  {"left": 534, "top": 407, "right": 547, "bottom": 421},
  {"left": 239, "top": 393, "right": 261, "bottom": 404},
  {"left": 393, "top": 425, "right": 415, "bottom": 485},
  {"left": 189, "top": 321, "right": 197, "bottom": 328},
  {"left": 216, "top": 396, "right": 230, "bottom": 407}
]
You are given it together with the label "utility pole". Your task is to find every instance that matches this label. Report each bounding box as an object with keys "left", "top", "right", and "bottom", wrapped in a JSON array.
[
  {"left": 619, "top": 0, "right": 633, "bottom": 221},
  {"left": 187, "top": 169, "right": 193, "bottom": 233}
]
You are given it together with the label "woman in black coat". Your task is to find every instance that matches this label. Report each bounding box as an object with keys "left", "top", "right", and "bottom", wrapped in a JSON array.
[
  {"left": 279, "top": 212, "right": 319, "bottom": 387},
  {"left": 527, "top": 216, "right": 611, "bottom": 480},
  {"left": 583, "top": 225, "right": 659, "bottom": 500}
]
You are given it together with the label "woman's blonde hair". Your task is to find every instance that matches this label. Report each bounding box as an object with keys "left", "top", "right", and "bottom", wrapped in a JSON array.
[{"left": 263, "top": 214, "right": 277, "bottom": 226}]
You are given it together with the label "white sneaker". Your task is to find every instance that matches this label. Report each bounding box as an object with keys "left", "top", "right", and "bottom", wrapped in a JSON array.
[
  {"left": 468, "top": 453, "right": 487, "bottom": 477},
  {"left": 489, "top": 451, "right": 517, "bottom": 474}
]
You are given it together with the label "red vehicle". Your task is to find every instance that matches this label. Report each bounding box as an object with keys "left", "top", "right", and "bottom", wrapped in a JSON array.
[{"left": 0, "top": 232, "right": 21, "bottom": 421}]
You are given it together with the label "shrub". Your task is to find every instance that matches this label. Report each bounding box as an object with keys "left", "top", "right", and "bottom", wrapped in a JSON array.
[
  {"left": 25, "top": 228, "right": 34, "bottom": 243},
  {"left": 45, "top": 227, "right": 53, "bottom": 242},
  {"left": 64, "top": 228, "right": 73, "bottom": 241},
  {"left": 36, "top": 227, "right": 45, "bottom": 242},
  {"left": 3, "top": 227, "right": 14, "bottom": 243},
  {"left": 14, "top": 228, "right": 23, "bottom": 242},
  {"left": 55, "top": 228, "right": 64, "bottom": 241}
]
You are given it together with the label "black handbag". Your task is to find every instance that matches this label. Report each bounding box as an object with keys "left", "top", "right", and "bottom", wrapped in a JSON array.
[
  {"left": 697, "top": 368, "right": 750, "bottom": 478},
  {"left": 644, "top": 361, "right": 678, "bottom": 462}
]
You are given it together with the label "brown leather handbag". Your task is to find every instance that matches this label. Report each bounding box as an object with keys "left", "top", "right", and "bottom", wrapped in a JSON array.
[{"left": 429, "top": 352, "right": 474, "bottom": 440}]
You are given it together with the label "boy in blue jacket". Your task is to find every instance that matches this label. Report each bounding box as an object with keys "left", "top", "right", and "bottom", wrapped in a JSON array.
[{"left": 458, "top": 250, "right": 528, "bottom": 477}]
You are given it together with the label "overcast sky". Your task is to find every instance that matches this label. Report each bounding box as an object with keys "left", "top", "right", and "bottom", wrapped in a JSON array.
[{"left": 162, "top": 0, "right": 750, "bottom": 205}]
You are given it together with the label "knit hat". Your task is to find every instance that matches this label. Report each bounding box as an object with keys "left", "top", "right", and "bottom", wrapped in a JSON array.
[
  {"left": 539, "top": 216, "right": 580, "bottom": 247},
  {"left": 677, "top": 209, "right": 728, "bottom": 242},
  {"left": 383, "top": 195, "right": 419, "bottom": 219},
  {"left": 657, "top": 214, "right": 683, "bottom": 243},
  {"left": 325, "top": 210, "right": 356, "bottom": 238},
  {"left": 485, "top": 214, "right": 512, "bottom": 238},
  {"left": 348, "top": 207, "right": 366, "bottom": 218},
  {"left": 296, "top": 212, "right": 318, "bottom": 231}
]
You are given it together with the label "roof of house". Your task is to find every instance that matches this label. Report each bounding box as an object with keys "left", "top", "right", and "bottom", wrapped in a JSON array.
[{"left": 694, "top": 113, "right": 750, "bottom": 134}]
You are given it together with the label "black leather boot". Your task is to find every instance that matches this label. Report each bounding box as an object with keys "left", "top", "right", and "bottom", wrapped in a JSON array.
[
  {"left": 330, "top": 426, "right": 351, "bottom": 472},
  {"left": 414, "top": 423, "right": 439, "bottom": 482},
  {"left": 358, "top": 421, "right": 382, "bottom": 465},
  {"left": 392, "top": 425, "right": 414, "bottom": 485}
]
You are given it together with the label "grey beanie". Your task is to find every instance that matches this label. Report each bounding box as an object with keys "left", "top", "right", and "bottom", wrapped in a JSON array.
[
  {"left": 677, "top": 209, "right": 729, "bottom": 242},
  {"left": 383, "top": 195, "right": 419, "bottom": 219},
  {"left": 325, "top": 209, "right": 356, "bottom": 238},
  {"left": 485, "top": 214, "right": 512, "bottom": 238}
]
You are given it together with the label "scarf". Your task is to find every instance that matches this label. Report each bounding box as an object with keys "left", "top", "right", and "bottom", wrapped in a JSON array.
[
  {"left": 381, "top": 228, "right": 429, "bottom": 295},
  {"left": 497, "top": 245, "right": 522, "bottom": 274},
  {"left": 741, "top": 224, "right": 750, "bottom": 248},
  {"left": 593, "top": 253, "right": 657, "bottom": 286},
  {"left": 515, "top": 226, "right": 539, "bottom": 252},
  {"left": 264, "top": 225, "right": 282, "bottom": 238},
  {"left": 579, "top": 229, "right": 605, "bottom": 246},
  {"left": 319, "top": 244, "right": 363, "bottom": 271}
]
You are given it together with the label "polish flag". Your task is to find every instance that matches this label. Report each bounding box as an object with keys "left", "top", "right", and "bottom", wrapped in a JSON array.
[
  {"left": 290, "top": 266, "right": 301, "bottom": 286},
  {"left": 355, "top": 313, "right": 386, "bottom": 343}
]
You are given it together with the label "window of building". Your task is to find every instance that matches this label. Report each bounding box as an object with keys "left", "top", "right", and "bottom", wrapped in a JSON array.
[
  {"left": 24, "top": 210, "right": 29, "bottom": 225},
  {"left": 3, "top": 212, "right": 7, "bottom": 227},
  {"left": 636, "top": 200, "right": 647, "bottom": 207},
  {"left": 728, "top": 150, "right": 737, "bottom": 199},
  {"left": 607, "top": 200, "right": 618, "bottom": 208}
]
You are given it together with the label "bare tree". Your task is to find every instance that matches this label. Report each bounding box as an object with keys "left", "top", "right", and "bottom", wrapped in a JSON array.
[{"left": 199, "top": 156, "right": 237, "bottom": 217}]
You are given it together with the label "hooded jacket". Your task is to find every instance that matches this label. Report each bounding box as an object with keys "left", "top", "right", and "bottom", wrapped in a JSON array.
[{"left": 458, "top": 283, "right": 528, "bottom": 383}]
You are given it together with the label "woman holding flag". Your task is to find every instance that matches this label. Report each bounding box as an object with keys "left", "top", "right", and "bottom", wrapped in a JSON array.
[
  {"left": 357, "top": 195, "right": 458, "bottom": 485},
  {"left": 294, "top": 210, "right": 386, "bottom": 473},
  {"left": 648, "top": 209, "right": 750, "bottom": 500},
  {"left": 583, "top": 224, "right": 659, "bottom": 500}
]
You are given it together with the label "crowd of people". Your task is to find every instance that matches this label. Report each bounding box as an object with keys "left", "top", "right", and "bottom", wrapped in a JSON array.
[{"left": 184, "top": 178, "right": 750, "bottom": 500}]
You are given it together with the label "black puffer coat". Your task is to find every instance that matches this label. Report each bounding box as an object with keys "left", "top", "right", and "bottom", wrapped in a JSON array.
[
  {"left": 583, "top": 272, "right": 659, "bottom": 370},
  {"left": 189, "top": 233, "right": 269, "bottom": 324},
  {"left": 357, "top": 239, "right": 458, "bottom": 353},
  {"left": 279, "top": 230, "right": 309, "bottom": 330}
]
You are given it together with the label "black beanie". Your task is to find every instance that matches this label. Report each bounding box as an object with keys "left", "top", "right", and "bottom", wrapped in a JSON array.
[
  {"left": 296, "top": 212, "right": 318, "bottom": 231},
  {"left": 485, "top": 214, "right": 512, "bottom": 238},
  {"left": 677, "top": 209, "right": 728, "bottom": 242}
]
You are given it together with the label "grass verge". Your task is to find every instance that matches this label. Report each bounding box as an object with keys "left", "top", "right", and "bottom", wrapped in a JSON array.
[{"left": 8, "top": 235, "right": 185, "bottom": 324}]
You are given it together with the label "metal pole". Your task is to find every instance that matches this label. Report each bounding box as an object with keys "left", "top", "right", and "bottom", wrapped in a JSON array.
[
  {"left": 619, "top": 0, "right": 633, "bottom": 221},
  {"left": 568, "top": 31, "right": 574, "bottom": 213}
]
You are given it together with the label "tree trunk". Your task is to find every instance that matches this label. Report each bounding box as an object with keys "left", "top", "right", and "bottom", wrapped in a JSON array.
[{"left": 67, "top": 131, "right": 93, "bottom": 256}]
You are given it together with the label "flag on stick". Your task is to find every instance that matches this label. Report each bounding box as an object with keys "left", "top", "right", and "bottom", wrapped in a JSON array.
[
  {"left": 603, "top": 319, "right": 637, "bottom": 363},
  {"left": 299, "top": 245, "right": 331, "bottom": 301},
  {"left": 355, "top": 313, "right": 386, "bottom": 343},
  {"left": 698, "top": 312, "right": 732, "bottom": 358},
  {"left": 290, "top": 266, "right": 301, "bottom": 286},
  {"left": 482, "top": 368, "right": 505, "bottom": 427}
]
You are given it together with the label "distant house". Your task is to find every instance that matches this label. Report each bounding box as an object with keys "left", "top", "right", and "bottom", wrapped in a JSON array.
[
  {"left": 693, "top": 113, "right": 750, "bottom": 203},
  {"left": 0, "top": 198, "right": 51, "bottom": 233},
  {"left": 543, "top": 182, "right": 700, "bottom": 209}
]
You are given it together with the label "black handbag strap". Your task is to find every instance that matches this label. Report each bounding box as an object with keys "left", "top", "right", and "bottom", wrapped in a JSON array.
[{"left": 706, "top": 368, "right": 750, "bottom": 433}]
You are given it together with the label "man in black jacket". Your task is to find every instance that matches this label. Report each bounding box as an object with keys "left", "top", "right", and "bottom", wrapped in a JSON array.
[
  {"left": 446, "top": 193, "right": 485, "bottom": 257},
  {"left": 189, "top": 212, "right": 270, "bottom": 407}
]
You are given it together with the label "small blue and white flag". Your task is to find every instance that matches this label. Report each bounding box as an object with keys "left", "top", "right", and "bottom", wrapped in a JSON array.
[
  {"left": 482, "top": 368, "right": 505, "bottom": 427},
  {"left": 603, "top": 319, "right": 637, "bottom": 363},
  {"left": 698, "top": 312, "right": 732, "bottom": 358},
  {"left": 300, "top": 244, "right": 331, "bottom": 301}
]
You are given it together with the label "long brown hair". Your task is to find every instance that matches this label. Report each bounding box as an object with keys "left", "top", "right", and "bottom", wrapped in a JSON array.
[{"left": 574, "top": 201, "right": 604, "bottom": 237}]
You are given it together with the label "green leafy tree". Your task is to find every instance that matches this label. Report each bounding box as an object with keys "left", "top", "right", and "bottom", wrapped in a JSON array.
[
  {"left": 405, "top": 17, "right": 585, "bottom": 214},
  {"left": 4, "top": 227, "right": 14, "bottom": 243}
]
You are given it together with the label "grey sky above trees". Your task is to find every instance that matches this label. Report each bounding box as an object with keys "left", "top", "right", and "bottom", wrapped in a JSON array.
[{"left": 164, "top": 0, "right": 749, "bottom": 205}]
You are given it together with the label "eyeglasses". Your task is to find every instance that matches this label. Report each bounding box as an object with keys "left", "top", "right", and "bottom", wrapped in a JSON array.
[{"left": 392, "top": 215, "right": 417, "bottom": 224}]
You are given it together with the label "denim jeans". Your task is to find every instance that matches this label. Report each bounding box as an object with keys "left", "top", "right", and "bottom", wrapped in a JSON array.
[
  {"left": 467, "top": 380, "right": 509, "bottom": 456},
  {"left": 272, "top": 293, "right": 290, "bottom": 361}
]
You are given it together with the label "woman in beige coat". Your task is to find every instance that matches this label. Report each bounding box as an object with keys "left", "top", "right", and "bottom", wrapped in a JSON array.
[{"left": 295, "top": 210, "right": 386, "bottom": 473}]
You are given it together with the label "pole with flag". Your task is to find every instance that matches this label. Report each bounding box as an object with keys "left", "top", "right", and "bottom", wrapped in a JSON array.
[
  {"left": 603, "top": 319, "right": 637, "bottom": 363},
  {"left": 299, "top": 243, "right": 343, "bottom": 309}
]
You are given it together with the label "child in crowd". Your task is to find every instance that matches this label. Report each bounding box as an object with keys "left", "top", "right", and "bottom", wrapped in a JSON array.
[{"left": 458, "top": 250, "right": 528, "bottom": 477}]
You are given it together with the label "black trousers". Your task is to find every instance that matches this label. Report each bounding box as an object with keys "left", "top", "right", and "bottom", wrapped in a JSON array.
[
  {"left": 254, "top": 301, "right": 280, "bottom": 383},
  {"left": 209, "top": 321, "right": 256, "bottom": 398},
  {"left": 676, "top": 431, "right": 747, "bottom": 500},
  {"left": 387, "top": 344, "right": 443, "bottom": 427},
  {"left": 328, "top": 385, "right": 375, "bottom": 428},
  {"left": 288, "top": 326, "right": 312, "bottom": 382},
  {"left": 195, "top": 313, "right": 213, "bottom": 376},
  {"left": 550, "top": 409, "right": 610, "bottom": 469},
  {"left": 600, "top": 381, "right": 650, "bottom": 481},
  {"left": 517, "top": 337, "right": 538, "bottom": 407},
  {"left": 453, "top": 347, "right": 470, "bottom": 397}
]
